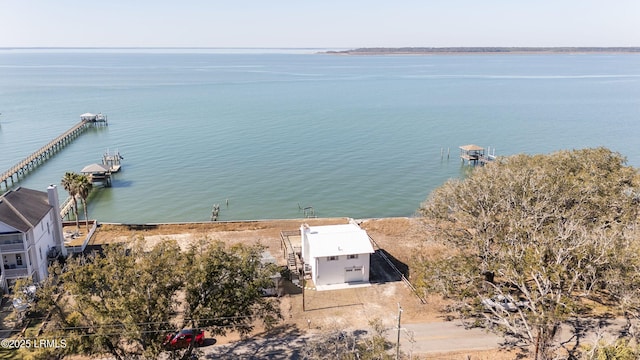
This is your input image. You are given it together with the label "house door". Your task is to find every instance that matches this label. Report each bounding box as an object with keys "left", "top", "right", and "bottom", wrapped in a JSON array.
[
  {"left": 345, "top": 266, "right": 364, "bottom": 283},
  {"left": 16, "top": 255, "right": 22, "bottom": 266}
]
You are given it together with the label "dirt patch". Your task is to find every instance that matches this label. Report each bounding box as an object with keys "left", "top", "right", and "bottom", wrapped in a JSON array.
[
  {"left": 422, "top": 349, "right": 521, "bottom": 360},
  {"left": 358, "top": 217, "right": 434, "bottom": 265},
  {"left": 79, "top": 217, "right": 459, "bottom": 355},
  {"left": 97, "top": 217, "right": 448, "bottom": 315},
  {"left": 90, "top": 218, "right": 348, "bottom": 244}
]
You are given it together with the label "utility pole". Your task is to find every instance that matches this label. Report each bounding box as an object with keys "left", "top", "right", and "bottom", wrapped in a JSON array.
[
  {"left": 301, "top": 259, "right": 306, "bottom": 312},
  {"left": 396, "top": 303, "right": 403, "bottom": 360}
]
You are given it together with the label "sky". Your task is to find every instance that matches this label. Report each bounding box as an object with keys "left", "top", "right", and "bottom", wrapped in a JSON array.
[{"left": 0, "top": 0, "right": 638, "bottom": 48}]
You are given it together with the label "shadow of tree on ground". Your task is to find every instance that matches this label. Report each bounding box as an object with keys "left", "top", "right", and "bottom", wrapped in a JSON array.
[{"left": 203, "top": 324, "right": 308, "bottom": 360}]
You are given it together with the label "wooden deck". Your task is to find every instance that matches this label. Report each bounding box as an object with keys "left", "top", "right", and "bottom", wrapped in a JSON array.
[
  {"left": 1, "top": 120, "right": 91, "bottom": 190},
  {"left": 63, "top": 220, "right": 98, "bottom": 253},
  {"left": 280, "top": 230, "right": 302, "bottom": 273},
  {"left": 460, "top": 153, "right": 495, "bottom": 165}
]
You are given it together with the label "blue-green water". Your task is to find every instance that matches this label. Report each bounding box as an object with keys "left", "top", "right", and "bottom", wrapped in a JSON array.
[{"left": 1, "top": 49, "right": 639, "bottom": 223}]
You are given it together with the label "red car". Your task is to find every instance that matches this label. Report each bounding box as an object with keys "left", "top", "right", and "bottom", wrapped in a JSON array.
[{"left": 163, "top": 329, "right": 205, "bottom": 349}]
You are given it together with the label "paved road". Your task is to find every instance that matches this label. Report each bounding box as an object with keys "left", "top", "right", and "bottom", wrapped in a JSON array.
[
  {"left": 397, "top": 321, "right": 502, "bottom": 355},
  {"left": 199, "top": 318, "right": 630, "bottom": 359},
  {"left": 396, "top": 317, "right": 629, "bottom": 356},
  {"left": 200, "top": 321, "right": 503, "bottom": 359}
]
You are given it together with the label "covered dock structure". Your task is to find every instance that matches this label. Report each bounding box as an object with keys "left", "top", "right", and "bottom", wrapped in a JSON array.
[
  {"left": 80, "top": 112, "right": 108, "bottom": 125},
  {"left": 459, "top": 144, "right": 495, "bottom": 165},
  {"left": 81, "top": 163, "right": 112, "bottom": 187}
]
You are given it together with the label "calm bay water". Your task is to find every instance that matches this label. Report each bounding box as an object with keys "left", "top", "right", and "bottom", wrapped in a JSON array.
[{"left": 0, "top": 49, "right": 639, "bottom": 223}]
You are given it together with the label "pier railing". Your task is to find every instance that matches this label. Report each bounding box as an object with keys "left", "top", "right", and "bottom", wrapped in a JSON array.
[
  {"left": 60, "top": 196, "right": 76, "bottom": 219},
  {"left": 1, "top": 120, "right": 90, "bottom": 189}
]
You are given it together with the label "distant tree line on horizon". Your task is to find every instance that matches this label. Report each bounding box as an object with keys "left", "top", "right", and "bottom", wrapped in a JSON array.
[{"left": 326, "top": 47, "right": 640, "bottom": 55}]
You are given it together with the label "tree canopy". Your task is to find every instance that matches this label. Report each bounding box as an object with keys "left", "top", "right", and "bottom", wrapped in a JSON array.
[
  {"left": 302, "top": 318, "right": 395, "bottom": 360},
  {"left": 36, "top": 238, "right": 281, "bottom": 360},
  {"left": 416, "top": 148, "right": 640, "bottom": 359},
  {"left": 183, "top": 241, "right": 281, "bottom": 337}
]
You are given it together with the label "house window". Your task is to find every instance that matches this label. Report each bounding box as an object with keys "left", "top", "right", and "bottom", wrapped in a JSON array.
[
  {"left": 47, "top": 223, "right": 50, "bottom": 234},
  {"left": 39, "top": 248, "right": 43, "bottom": 260},
  {"left": 16, "top": 255, "right": 22, "bottom": 266},
  {"left": 327, "top": 256, "right": 338, "bottom": 261},
  {"left": 347, "top": 254, "right": 358, "bottom": 260}
]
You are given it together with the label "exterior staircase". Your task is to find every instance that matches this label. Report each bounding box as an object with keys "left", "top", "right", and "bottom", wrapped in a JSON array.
[{"left": 287, "top": 252, "right": 297, "bottom": 272}]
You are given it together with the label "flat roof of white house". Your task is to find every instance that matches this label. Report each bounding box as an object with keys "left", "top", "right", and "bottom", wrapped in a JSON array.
[{"left": 305, "top": 223, "right": 375, "bottom": 258}]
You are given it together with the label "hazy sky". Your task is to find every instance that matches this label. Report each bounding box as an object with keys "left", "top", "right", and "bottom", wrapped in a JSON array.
[{"left": 1, "top": 0, "right": 638, "bottom": 48}]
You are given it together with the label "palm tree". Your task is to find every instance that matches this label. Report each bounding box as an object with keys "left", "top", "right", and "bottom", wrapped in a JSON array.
[
  {"left": 75, "top": 174, "right": 93, "bottom": 231},
  {"left": 61, "top": 172, "right": 80, "bottom": 230}
]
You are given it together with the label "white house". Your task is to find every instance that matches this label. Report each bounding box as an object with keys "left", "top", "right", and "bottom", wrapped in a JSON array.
[
  {"left": 0, "top": 186, "right": 66, "bottom": 292},
  {"left": 300, "top": 223, "right": 375, "bottom": 287}
]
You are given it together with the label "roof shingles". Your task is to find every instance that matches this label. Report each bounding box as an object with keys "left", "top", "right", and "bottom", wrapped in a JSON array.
[{"left": 0, "top": 187, "right": 52, "bottom": 233}]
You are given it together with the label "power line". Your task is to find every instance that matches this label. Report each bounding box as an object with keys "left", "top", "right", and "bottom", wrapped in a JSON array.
[{"left": 47, "top": 314, "right": 260, "bottom": 332}]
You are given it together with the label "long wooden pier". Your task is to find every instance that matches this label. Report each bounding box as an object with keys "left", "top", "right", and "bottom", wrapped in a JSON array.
[{"left": 1, "top": 120, "right": 91, "bottom": 190}]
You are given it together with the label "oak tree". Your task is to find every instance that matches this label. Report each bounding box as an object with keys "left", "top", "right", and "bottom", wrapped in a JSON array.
[
  {"left": 36, "top": 238, "right": 281, "bottom": 360},
  {"left": 38, "top": 239, "right": 184, "bottom": 360},
  {"left": 178, "top": 241, "right": 281, "bottom": 359},
  {"left": 416, "top": 148, "right": 640, "bottom": 359}
]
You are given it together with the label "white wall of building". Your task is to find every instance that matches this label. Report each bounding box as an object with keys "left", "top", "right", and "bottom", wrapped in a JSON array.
[
  {"left": 313, "top": 254, "right": 370, "bottom": 286},
  {"left": 0, "top": 209, "right": 57, "bottom": 289},
  {"left": 0, "top": 186, "right": 66, "bottom": 291},
  {"left": 301, "top": 223, "right": 374, "bottom": 287},
  {"left": 32, "top": 210, "right": 57, "bottom": 283}
]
